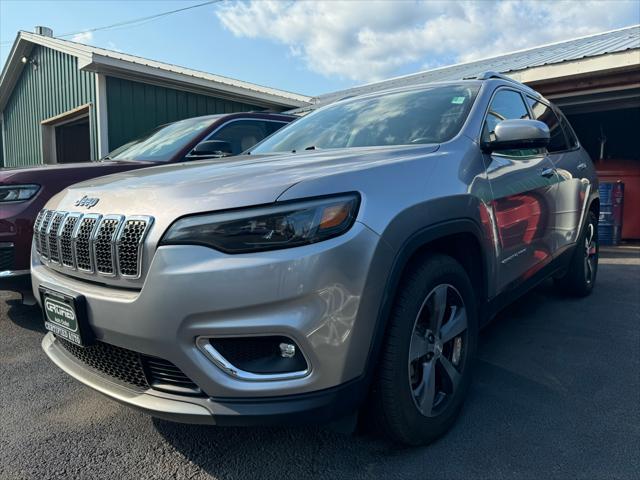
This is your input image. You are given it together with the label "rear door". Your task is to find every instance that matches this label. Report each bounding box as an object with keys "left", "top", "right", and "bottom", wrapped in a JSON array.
[
  {"left": 526, "top": 97, "right": 594, "bottom": 257},
  {"left": 482, "top": 88, "right": 559, "bottom": 292}
]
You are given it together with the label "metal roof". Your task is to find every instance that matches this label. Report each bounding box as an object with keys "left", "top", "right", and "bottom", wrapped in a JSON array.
[
  {"left": 303, "top": 24, "right": 640, "bottom": 111},
  {"left": 0, "top": 31, "right": 312, "bottom": 111}
]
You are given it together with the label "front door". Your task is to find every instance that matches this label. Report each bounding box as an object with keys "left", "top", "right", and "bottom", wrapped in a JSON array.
[{"left": 482, "top": 88, "right": 559, "bottom": 293}]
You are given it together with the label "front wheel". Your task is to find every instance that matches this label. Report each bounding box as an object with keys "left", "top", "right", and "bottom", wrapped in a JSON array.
[
  {"left": 370, "top": 254, "right": 478, "bottom": 445},
  {"left": 556, "top": 211, "right": 599, "bottom": 297}
]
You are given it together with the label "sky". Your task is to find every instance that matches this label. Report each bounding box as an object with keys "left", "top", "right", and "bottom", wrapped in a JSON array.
[{"left": 1, "top": 0, "right": 639, "bottom": 97}]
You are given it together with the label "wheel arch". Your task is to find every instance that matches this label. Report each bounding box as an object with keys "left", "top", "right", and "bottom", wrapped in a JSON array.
[
  {"left": 388, "top": 220, "right": 489, "bottom": 312},
  {"left": 360, "top": 218, "right": 491, "bottom": 395}
]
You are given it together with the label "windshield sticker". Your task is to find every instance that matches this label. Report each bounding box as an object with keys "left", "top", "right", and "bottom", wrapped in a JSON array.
[{"left": 451, "top": 96, "right": 466, "bottom": 104}]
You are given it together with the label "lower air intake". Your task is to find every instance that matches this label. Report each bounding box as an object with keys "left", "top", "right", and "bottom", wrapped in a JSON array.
[{"left": 57, "top": 337, "right": 203, "bottom": 396}]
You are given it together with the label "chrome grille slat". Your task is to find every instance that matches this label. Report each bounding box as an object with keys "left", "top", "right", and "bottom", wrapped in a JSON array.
[
  {"left": 94, "top": 216, "right": 123, "bottom": 276},
  {"left": 116, "top": 217, "right": 152, "bottom": 278},
  {"left": 47, "top": 212, "right": 67, "bottom": 264},
  {"left": 59, "top": 214, "right": 80, "bottom": 268},
  {"left": 33, "top": 210, "right": 47, "bottom": 256},
  {"left": 74, "top": 215, "right": 101, "bottom": 272},
  {"left": 35, "top": 209, "right": 152, "bottom": 280},
  {"left": 38, "top": 210, "right": 54, "bottom": 260}
]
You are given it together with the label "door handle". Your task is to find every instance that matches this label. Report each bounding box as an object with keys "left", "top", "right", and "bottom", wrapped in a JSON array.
[{"left": 539, "top": 167, "right": 556, "bottom": 178}]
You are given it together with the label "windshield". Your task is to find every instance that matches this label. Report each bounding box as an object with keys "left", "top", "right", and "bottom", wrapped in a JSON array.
[
  {"left": 250, "top": 84, "right": 479, "bottom": 154},
  {"left": 104, "top": 116, "right": 216, "bottom": 162}
]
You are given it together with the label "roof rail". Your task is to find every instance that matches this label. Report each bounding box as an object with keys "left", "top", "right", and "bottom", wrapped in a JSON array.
[
  {"left": 475, "top": 71, "right": 512, "bottom": 81},
  {"left": 470, "top": 70, "right": 539, "bottom": 95}
]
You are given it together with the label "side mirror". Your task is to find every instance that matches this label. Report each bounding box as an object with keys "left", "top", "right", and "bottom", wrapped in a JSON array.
[
  {"left": 482, "top": 119, "right": 550, "bottom": 153},
  {"left": 189, "top": 140, "right": 233, "bottom": 158}
]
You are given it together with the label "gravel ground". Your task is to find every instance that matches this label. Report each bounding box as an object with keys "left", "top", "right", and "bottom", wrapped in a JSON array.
[{"left": 1, "top": 247, "right": 639, "bottom": 480}]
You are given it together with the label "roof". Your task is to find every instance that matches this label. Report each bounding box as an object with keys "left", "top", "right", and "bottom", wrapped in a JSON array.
[
  {"left": 0, "top": 31, "right": 312, "bottom": 111},
  {"left": 298, "top": 24, "right": 640, "bottom": 112}
]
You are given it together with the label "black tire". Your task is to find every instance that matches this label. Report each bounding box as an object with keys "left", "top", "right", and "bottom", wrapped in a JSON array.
[
  {"left": 369, "top": 253, "right": 478, "bottom": 445},
  {"left": 555, "top": 211, "right": 599, "bottom": 297}
]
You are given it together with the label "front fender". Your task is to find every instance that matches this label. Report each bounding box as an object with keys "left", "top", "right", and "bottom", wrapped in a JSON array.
[{"left": 344, "top": 199, "right": 495, "bottom": 399}]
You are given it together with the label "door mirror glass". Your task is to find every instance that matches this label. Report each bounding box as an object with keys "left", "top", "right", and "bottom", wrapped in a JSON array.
[{"left": 482, "top": 119, "right": 550, "bottom": 153}]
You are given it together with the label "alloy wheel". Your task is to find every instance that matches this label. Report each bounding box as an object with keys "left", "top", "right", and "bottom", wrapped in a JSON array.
[
  {"left": 408, "top": 284, "right": 468, "bottom": 417},
  {"left": 584, "top": 223, "right": 598, "bottom": 285}
]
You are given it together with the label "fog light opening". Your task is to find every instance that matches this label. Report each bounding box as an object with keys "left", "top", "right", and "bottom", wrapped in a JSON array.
[{"left": 199, "top": 335, "right": 309, "bottom": 381}]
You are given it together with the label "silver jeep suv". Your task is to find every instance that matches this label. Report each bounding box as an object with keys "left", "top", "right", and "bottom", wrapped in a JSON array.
[{"left": 32, "top": 72, "right": 599, "bottom": 445}]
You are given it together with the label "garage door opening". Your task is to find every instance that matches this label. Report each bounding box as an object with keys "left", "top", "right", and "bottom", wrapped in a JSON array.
[
  {"left": 564, "top": 105, "right": 640, "bottom": 240},
  {"left": 567, "top": 107, "right": 639, "bottom": 162},
  {"left": 54, "top": 116, "right": 90, "bottom": 163},
  {"left": 41, "top": 104, "right": 92, "bottom": 164}
]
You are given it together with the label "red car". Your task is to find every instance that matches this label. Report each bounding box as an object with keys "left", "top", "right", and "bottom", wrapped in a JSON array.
[{"left": 0, "top": 112, "right": 294, "bottom": 301}]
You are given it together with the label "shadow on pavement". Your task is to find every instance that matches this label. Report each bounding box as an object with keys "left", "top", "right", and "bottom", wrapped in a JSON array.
[
  {"left": 5, "top": 298, "right": 45, "bottom": 334},
  {"left": 152, "top": 418, "right": 403, "bottom": 479}
]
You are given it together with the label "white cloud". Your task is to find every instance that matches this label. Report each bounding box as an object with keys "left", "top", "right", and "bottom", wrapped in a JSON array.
[
  {"left": 216, "top": 0, "right": 640, "bottom": 83},
  {"left": 71, "top": 30, "right": 93, "bottom": 44}
]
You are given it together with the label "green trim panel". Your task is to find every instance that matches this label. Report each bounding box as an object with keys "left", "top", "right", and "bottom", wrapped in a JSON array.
[
  {"left": 2, "top": 45, "right": 97, "bottom": 167},
  {"left": 106, "top": 77, "right": 264, "bottom": 151}
]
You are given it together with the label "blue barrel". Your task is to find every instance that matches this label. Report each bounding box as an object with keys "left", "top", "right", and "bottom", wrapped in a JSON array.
[{"left": 598, "top": 182, "right": 624, "bottom": 245}]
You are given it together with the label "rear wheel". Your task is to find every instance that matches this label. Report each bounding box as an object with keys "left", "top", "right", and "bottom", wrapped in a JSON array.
[
  {"left": 556, "top": 211, "right": 599, "bottom": 297},
  {"left": 370, "top": 254, "right": 478, "bottom": 445}
]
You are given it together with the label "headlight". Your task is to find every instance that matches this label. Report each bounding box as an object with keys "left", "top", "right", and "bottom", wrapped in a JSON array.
[
  {"left": 161, "top": 193, "right": 360, "bottom": 253},
  {"left": 0, "top": 184, "right": 40, "bottom": 202}
]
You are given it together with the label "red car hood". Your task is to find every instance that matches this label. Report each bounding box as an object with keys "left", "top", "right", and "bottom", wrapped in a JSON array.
[
  {"left": 0, "top": 161, "right": 152, "bottom": 185},
  {"left": 0, "top": 160, "right": 153, "bottom": 223}
]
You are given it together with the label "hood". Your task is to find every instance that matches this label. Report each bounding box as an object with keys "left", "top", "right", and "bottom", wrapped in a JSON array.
[{"left": 46, "top": 145, "right": 440, "bottom": 219}]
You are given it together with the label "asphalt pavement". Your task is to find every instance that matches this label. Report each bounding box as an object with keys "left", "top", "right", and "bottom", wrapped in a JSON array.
[{"left": 1, "top": 247, "right": 638, "bottom": 480}]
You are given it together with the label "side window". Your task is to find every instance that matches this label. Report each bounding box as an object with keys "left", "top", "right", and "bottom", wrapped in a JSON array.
[
  {"left": 265, "top": 120, "right": 288, "bottom": 136},
  {"left": 526, "top": 97, "right": 569, "bottom": 152},
  {"left": 482, "top": 89, "right": 530, "bottom": 144},
  {"left": 557, "top": 109, "right": 579, "bottom": 149},
  {"left": 205, "top": 120, "right": 287, "bottom": 155}
]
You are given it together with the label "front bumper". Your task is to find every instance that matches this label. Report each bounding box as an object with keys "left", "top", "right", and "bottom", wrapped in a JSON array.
[
  {"left": 0, "top": 268, "right": 31, "bottom": 296},
  {"left": 42, "top": 332, "right": 366, "bottom": 425},
  {"left": 1, "top": 197, "right": 40, "bottom": 274},
  {"left": 33, "top": 222, "right": 386, "bottom": 423},
  {"left": 0, "top": 246, "right": 32, "bottom": 301}
]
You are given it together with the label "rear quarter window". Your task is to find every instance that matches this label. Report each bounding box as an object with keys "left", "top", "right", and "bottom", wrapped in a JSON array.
[{"left": 557, "top": 110, "right": 579, "bottom": 149}]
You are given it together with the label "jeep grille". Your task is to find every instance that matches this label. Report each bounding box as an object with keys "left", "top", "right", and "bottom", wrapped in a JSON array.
[{"left": 35, "top": 209, "right": 153, "bottom": 279}]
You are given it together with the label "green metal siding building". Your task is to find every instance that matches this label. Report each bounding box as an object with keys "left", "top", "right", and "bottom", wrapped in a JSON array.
[
  {"left": 2, "top": 46, "right": 97, "bottom": 166},
  {"left": 0, "top": 29, "right": 311, "bottom": 168},
  {"left": 105, "top": 77, "right": 262, "bottom": 151}
]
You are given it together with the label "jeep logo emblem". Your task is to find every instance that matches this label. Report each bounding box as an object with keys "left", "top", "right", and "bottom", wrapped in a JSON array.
[{"left": 75, "top": 195, "right": 99, "bottom": 209}]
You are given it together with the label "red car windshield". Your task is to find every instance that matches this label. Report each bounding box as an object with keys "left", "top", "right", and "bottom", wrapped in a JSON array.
[{"left": 104, "top": 116, "right": 216, "bottom": 162}]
